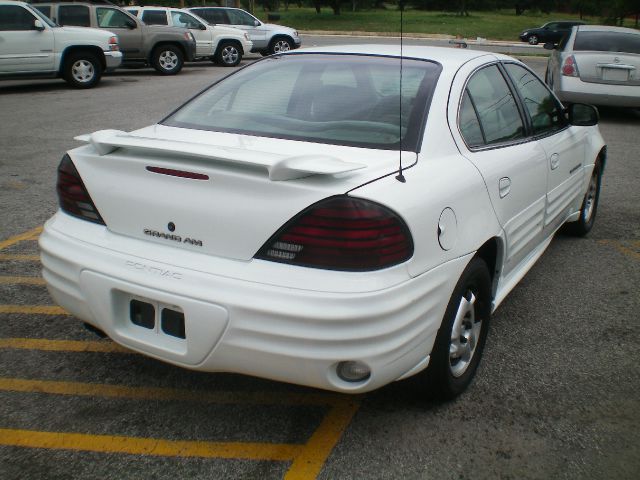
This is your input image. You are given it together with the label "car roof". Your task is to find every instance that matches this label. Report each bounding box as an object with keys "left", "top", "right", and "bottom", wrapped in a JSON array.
[
  {"left": 292, "top": 44, "right": 505, "bottom": 69},
  {"left": 576, "top": 25, "right": 639, "bottom": 35}
]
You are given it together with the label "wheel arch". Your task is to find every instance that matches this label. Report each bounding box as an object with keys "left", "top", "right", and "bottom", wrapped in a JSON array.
[
  {"left": 215, "top": 39, "right": 244, "bottom": 56},
  {"left": 475, "top": 236, "right": 504, "bottom": 301},
  {"left": 60, "top": 46, "right": 105, "bottom": 74},
  {"left": 149, "top": 42, "right": 186, "bottom": 62}
]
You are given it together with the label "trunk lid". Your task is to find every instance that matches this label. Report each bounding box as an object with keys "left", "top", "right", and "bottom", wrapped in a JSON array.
[
  {"left": 575, "top": 51, "right": 640, "bottom": 86},
  {"left": 71, "top": 125, "right": 412, "bottom": 261}
]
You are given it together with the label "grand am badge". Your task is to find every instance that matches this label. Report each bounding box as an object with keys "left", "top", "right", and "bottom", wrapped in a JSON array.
[{"left": 143, "top": 228, "right": 203, "bottom": 247}]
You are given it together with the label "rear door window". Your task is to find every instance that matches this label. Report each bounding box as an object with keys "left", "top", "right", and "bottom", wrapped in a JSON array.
[
  {"left": 574, "top": 31, "right": 640, "bottom": 54},
  {"left": 141, "top": 10, "right": 168, "bottom": 26},
  {"left": 58, "top": 5, "right": 90, "bottom": 27},
  {"left": 462, "top": 65, "right": 525, "bottom": 146}
]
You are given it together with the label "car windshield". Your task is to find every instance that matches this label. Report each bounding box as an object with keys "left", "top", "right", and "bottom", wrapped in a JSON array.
[
  {"left": 574, "top": 31, "right": 640, "bottom": 54},
  {"left": 27, "top": 5, "right": 57, "bottom": 27},
  {"left": 163, "top": 54, "right": 441, "bottom": 151}
]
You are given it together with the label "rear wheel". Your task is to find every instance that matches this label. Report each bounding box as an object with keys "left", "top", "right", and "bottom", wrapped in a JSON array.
[
  {"left": 63, "top": 52, "right": 102, "bottom": 89},
  {"left": 215, "top": 41, "right": 242, "bottom": 67},
  {"left": 564, "top": 163, "right": 602, "bottom": 236},
  {"left": 151, "top": 45, "right": 184, "bottom": 75},
  {"left": 528, "top": 35, "right": 539, "bottom": 45},
  {"left": 269, "top": 37, "right": 293, "bottom": 55},
  {"left": 422, "top": 257, "right": 492, "bottom": 400}
]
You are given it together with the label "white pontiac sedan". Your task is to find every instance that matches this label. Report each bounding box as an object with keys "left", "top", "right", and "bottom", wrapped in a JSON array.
[{"left": 40, "top": 46, "right": 606, "bottom": 399}]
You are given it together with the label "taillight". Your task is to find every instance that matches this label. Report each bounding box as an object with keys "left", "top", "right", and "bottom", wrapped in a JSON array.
[
  {"left": 108, "top": 36, "right": 119, "bottom": 51},
  {"left": 255, "top": 196, "right": 413, "bottom": 271},
  {"left": 56, "top": 154, "right": 105, "bottom": 225},
  {"left": 561, "top": 55, "right": 579, "bottom": 77}
]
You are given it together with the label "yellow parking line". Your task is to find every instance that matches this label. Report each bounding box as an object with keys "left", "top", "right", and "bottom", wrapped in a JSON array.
[
  {"left": 286, "top": 399, "right": 361, "bottom": 480},
  {"left": 0, "top": 338, "right": 131, "bottom": 354},
  {"left": 0, "top": 428, "right": 301, "bottom": 462},
  {"left": 0, "top": 377, "right": 346, "bottom": 408},
  {"left": 0, "top": 227, "right": 42, "bottom": 250},
  {"left": 0, "top": 254, "right": 40, "bottom": 261},
  {"left": 0, "top": 305, "right": 68, "bottom": 315},
  {"left": 0, "top": 276, "right": 45, "bottom": 285}
]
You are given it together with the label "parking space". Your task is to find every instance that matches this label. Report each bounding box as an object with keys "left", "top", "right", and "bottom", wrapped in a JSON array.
[
  {"left": 1, "top": 48, "right": 639, "bottom": 479},
  {"left": 0, "top": 228, "right": 362, "bottom": 479}
]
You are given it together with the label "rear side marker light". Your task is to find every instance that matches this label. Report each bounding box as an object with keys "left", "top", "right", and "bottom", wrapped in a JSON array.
[
  {"left": 561, "top": 55, "right": 579, "bottom": 77},
  {"left": 57, "top": 154, "right": 105, "bottom": 225},
  {"left": 146, "top": 166, "right": 209, "bottom": 180},
  {"left": 255, "top": 196, "right": 413, "bottom": 271}
]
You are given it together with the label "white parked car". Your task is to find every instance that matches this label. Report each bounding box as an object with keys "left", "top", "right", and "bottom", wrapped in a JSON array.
[
  {"left": 40, "top": 46, "right": 606, "bottom": 399},
  {"left": 545, "top": 25, "right": 640, "bottom": 107},
  {"left": 0, "top": 0, "right": 122, "bottom": 88},
  {"left": 125, "top": 6, "right": 252, "bottom": 67},
  {"left": 188, "top": 6, "right": 301, "bottom": 55}
]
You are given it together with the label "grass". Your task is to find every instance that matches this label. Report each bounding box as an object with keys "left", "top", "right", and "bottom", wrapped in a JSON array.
[{"left": 253, "top": 7, "right": 637, "bottom": 41}]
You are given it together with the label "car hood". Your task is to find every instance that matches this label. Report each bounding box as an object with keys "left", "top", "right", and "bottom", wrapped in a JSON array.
[
  {"left": 69, "top": 125, "right": 413, "bottom": 261},
  {"left": 263, "top": 23, "right": 296, "bottom": 33},
  {"left": 210, "top": 24, "right": 249, "bottom": 37},
  {"left": 58, "top": 26, "right": 114, "bottom": 40}
]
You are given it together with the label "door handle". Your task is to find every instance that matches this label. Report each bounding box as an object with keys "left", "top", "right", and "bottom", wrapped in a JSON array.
[
  {"left": 550, "top": 153, "right": 559, "bottom": 170},
  {"left": 499, "top": 177, "right": 511, "bottom": 198}
]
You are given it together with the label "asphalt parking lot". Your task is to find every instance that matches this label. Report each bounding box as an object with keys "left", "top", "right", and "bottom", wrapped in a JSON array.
[{"left": 1, "top": 46, "right": 639, "bottom": 479}]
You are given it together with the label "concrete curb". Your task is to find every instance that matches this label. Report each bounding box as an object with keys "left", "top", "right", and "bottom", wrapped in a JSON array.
[{"left": 299, "top": 30, "right": 543, "bottom": 51}]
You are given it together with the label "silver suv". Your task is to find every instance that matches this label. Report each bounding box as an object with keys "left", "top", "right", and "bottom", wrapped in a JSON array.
[{"left": 188, "top": 7, "right": 300, "bottom": 55}]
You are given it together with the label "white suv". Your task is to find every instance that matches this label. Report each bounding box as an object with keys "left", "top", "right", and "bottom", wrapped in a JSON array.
[
  {"left": 189, "top": 7, "right": 301, "bottom": 55},
  {"left": 0, "top": 0, "right": 122, "bottom": 88},
  {"left": 125, "top": 6, "right": 252, "bottom": 67}
]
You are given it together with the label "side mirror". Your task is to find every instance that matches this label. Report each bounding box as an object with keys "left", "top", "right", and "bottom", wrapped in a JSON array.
[
  {"left": 199, "top": 23, "right": 207, "bottom": 30},
  {"left": 568, "top": 103, "right": 599, "bottom": 126},
  {"left": 254, "top": 20, "right": 260, "bottom": 27},
  {"left": 33, "top": 19, "right": 45, "bottom": 31},
  {"left": 125, "top": 19, "right": 137, "bottom": 29},
  {"left": 543, "top": 42, "right": 556, "bottom": 50}
]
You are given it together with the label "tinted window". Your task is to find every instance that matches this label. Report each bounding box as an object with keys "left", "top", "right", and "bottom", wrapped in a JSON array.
[
  {"left": 97, "top": 8, "right": 134, "bottom": 29},
  {"left": 0, "top": 5, "right": 36, "bottom": 31},
  {"left": 574, "top": 31, "right": 640, "bottom": 54},
  {"left": 58, "top": 5, "right": 90, "bottom": 27},
  {"left": 141, "top": 10, "right": 168, "bottom": 26},
  {"left": 163, "top": 54, "right": 441, "bottom": 151},
  {"left": 226, "top": 9, "right": 256, "bottom": 26},
  {"left": 33, "top": 5, "right": 51, "bottom": 19},
  {"left": 465, "top": 65, "right": 525, "bottom": 146},
  {"left": 504, "top": 63, "right": 565, "bottom": 136},
  {"left": 192, "top": 8, "right": 228, "bottom": 24},
  {"left": 459, "top": 91, "right": 484, "bottom": 148}
]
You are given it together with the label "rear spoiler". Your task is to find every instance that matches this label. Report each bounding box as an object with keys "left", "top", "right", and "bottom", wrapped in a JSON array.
[{"left": 75, "top": 130, "right": 366, "bottom": 181}]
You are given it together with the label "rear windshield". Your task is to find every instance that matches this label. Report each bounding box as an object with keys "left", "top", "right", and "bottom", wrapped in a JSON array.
[
  {"left": 162, "top": 54, "right": 441, "bottom": 151},
  {"left": 574, "top": 31, "right": 640, "bottom": 54}
]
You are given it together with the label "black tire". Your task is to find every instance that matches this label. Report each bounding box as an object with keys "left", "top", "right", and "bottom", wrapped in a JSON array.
[
  {"left": 151, "top": 45, "right": 184, "bottom": 75},
  {"left": 563, "top": 163, "right": 602, "bottom": 237},
  {"left": 422, "top": 257, "right": 492, "bottom": 400},
  {"left": 528, "top": 35, "right": 539, "bottom": 45},
  {"left": 215, "top": 41, "right": 242, "bottom": 67},
  {"left": 269, "top": 37, "right": 293, "bottom": 55},
  {"left": 63, "top": 52, "right": 102, "bottom": 89}
]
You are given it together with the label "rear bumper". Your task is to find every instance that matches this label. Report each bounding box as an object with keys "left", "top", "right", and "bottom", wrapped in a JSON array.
[
  {"left": 104, "top": 51, "right": 123, "bottom": 72},
  {"left": 39, "top": 212, "right": 468, "bottom": 393},
  {"left": 556, "top": 76, "right": 640, "bottom": 108}
]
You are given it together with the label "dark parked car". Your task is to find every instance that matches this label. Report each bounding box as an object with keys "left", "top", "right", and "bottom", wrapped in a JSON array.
[{"left": 519, "top": 21, "right": 585, "bottom": 45}]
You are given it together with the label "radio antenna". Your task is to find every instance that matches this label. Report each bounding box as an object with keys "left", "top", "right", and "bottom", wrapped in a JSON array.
[{"left": 395, "top": 0, "right": 406, "bottom": 183}]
